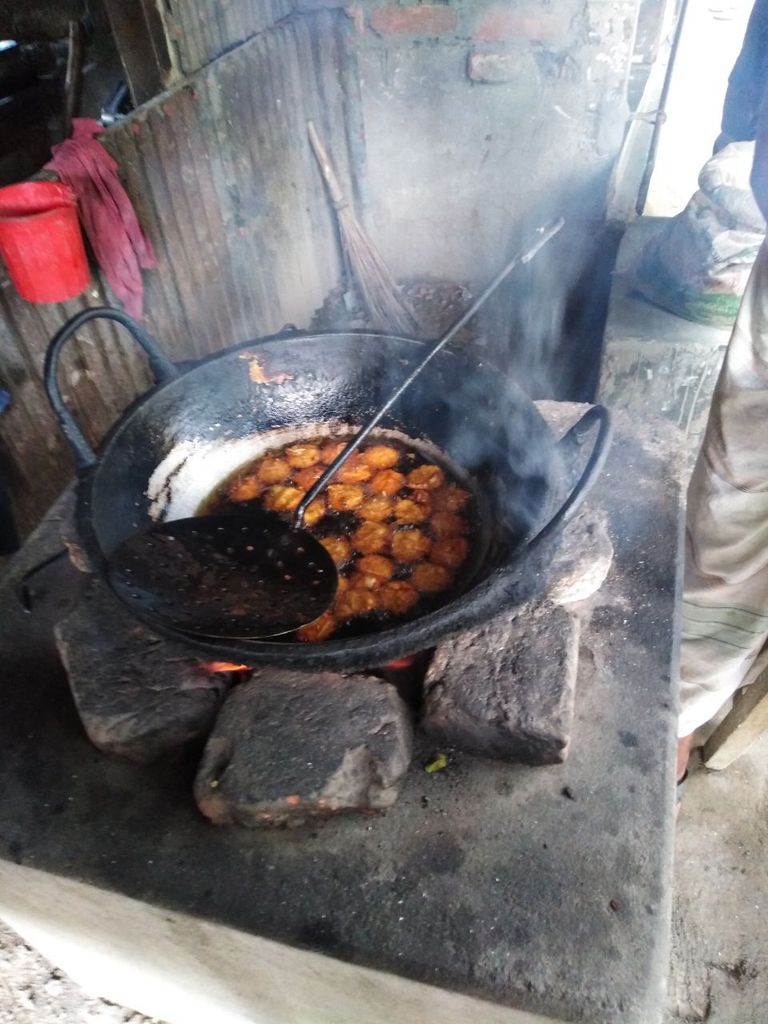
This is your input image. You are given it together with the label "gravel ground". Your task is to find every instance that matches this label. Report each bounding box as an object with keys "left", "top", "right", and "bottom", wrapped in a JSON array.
[{"left": 0, "top": 921, "right": 163, "bottom": 1024}]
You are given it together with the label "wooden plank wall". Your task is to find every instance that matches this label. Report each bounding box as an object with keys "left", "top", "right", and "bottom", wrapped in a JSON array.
[
  {"left": 164, "top": 0, "right": 295, "bottom": 75},
  {"left": 0, "top": 9, "right": 350, "bottom": 536}
]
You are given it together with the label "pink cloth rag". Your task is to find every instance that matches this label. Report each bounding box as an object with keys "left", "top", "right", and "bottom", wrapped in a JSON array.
[{"left": 47, "top": 119, "right": 155, "bottom": 318}]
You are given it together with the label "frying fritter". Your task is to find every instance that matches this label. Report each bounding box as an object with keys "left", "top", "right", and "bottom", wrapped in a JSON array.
[
  {"left": 293, "top": 464, "right": 324, "bottom": 491},
  {"left": 361, "top": 445, "right": 399, "bottom": 469},
  {"left": 393, "top": 497, "right": 429, "bottom": 524},
  {"left": 327, "top": 483, "right": 365, "bottom": 511},
  {"left": 257, "top": 457, "right": 291, "bottom": 485},
  {"left": 356, "top": 555, "right": 394, "bottom": 581},
  {"left": 297, "top": 610, "right": 337, "bottom": 643},
  {"left": 407, "top": 464, "right": 445, "bottom": 490},
  {"left": 334, "top": 455, "right": 372, "bottom": 485},
  {"left": 211, "top": 434, "right": 475, "bottom": 641},
  {"left": 228, "top": 474, "right": 262, "bottom": 502},
  {"left": 319, "top": 440, "right": 347, "bottom": 465},
  {"left": 391, "top": 528, "right": 431, "bottom": 562},
  {"left": 431, "top": 511, "right": 468, "bottom": 538},
  {"left": 376, "top": 580, "right": 419, "bottom": 615},
  {"left": 434, "top": 485, "right": 471, "bottom": 512},
  {"left": 263, "top": 485, "right": 302, "bottom": 512},
  {"left": 350, "top": 570, "right": 382, "bottom": 591},
  {"left": 303, "top": 497, "right": 326, "bottom": 527},
  {"left": 320, "top": 535, "right": 352, "bottom": 566},
  {"left": 431, "top": 536, "right": 469, "bottom": 569},
  {"left": 358, "top": 494, "right": 394, "bottom": 522},
  {"left": 284, "top": 443, "right": 322, "bottom": 469},
  {"left": 410, "top": 562, "right": 453, "bottom": 593},
  {"left": 352, "top": 521, "right": 392, "bottom": 555},
  {"left": 336, "top": 588, "right": 378, "bottom": 619},
  {"left": 370, "top": 469, "right": 406, "bottom": 496}
]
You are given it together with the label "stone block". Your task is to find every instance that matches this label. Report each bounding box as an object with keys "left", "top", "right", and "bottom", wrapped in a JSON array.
[
  {"left": 370, "top": 5, "right": 457, "bottom": 37},
  {"left": 474, "top": 7, "right": 568, "bottom": 47},
  {"left": 533, "top": 401, "right": 614, "bottom": 604},
  {"left": 55, "top": 579, "right": 232, "bottom": 765},
  {"left": 422, "top": 600, "right": 579, "bottom": 764},
  {"left": 534, "top": 399, "right": 592, "bottom": 439},
  {"left": 195, "top": 671, "right": 413, "bottom": 827},
  {"left": 467, "top": 47, "right": 536, "bottom": 84},
  {"left": 58, "top": 493, "right": 93, "bottom": 575},
  {"left": 548, "top": 507, "right": 613, "bottom": 605}
]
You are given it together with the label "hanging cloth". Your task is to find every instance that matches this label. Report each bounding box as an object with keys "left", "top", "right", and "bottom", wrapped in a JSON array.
[{"left": 47, "top": 118, "right": 155, "bottom": 318}]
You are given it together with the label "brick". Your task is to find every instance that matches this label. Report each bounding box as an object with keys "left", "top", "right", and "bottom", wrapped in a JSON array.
[
  {"left": 370, "top": 5, "right": 457, "bottom": 36},
  {"left": 547, "top": 507, "right": 613, "bottom": 605},
  {"left": 533, "top": 401, "right": 614, "bottom": 604},
  {"left": 422, "top": 599, "right": 580, "bottom": 764},
  {"left": 195, "top": 671, "right": 413, "bottom": 827},
  {"left": 467, "top": 47, "right": 537, "bottom": 84},
  {"left": 474, "top": 6, "right": 568, "bottom": 47},
  {"left": 55, "top": 579, "right": 232, "bottom": 765}
]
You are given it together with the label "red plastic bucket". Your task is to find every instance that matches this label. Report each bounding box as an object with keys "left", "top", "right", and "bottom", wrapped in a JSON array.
[{"left": 0, "top": 182, "right": 89, "bottom": 303}]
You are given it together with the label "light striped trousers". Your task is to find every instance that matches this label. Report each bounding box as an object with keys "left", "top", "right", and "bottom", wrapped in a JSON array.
[{"left": 680, "top": 240, "right": 768, "bottom": 736}]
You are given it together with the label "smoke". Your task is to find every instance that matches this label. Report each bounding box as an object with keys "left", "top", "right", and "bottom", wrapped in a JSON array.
[
  {"left": 474, "top": 191, "right": 620, "bottom": 403},
  {"left": 145, "top": 201, "right": 615, "bottom": 561},
  {"left": 307, "top": 206, "right": 616, "bottom": 546}
]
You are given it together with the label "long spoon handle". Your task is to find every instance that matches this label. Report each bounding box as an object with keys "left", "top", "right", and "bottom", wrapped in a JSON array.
[{"left": 295, "top": 217, "right": 565, "bottom": 527}]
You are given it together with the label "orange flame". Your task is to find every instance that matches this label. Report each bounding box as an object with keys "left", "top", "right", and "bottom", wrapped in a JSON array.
[{"left": 201, "top": 661, "right": 252, "bottom": 674}]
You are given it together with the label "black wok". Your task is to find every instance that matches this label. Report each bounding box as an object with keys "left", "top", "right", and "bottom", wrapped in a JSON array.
[{"left": 45, "top": 308, "right": 611, "bottom": 671}]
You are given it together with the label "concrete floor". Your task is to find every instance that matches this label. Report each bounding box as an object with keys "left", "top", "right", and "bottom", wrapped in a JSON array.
[
  {"left": 666, "top": 736, "right": 768, "bottom": 1024},
  {"left": 1, "top": 737, "right": 766, "bottom": 1024}
]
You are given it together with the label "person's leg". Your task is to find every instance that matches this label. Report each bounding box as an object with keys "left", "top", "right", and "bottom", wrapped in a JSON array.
[
  {"left": 718, "top": 0, "right": 768, "bottom": 150},
  {"left": 679, "top": 239, "right": 768, "bottom": 770},
  {"left": 676, "top": 733, "right": 694, "bottom": 783}
]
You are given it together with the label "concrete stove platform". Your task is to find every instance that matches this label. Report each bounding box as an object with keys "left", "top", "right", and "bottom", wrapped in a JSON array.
[{"left": 0, "top": 408, "right": 683, "bottom": 1024}]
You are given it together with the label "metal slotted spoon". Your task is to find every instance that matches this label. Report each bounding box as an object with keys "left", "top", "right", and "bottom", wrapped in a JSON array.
[
  {"left": 107, "top": 220, "right": 565, "bottom": 640},
  {"left": 108, "top": 511, "right": 338, "bottom": 638}
]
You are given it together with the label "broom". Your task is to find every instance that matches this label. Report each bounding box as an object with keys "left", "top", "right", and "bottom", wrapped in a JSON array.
[{"left": 307, "top": 120, "right": 418, "bottom": 334}]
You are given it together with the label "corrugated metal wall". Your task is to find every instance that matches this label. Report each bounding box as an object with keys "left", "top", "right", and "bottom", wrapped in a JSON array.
[{"left": 0, "top": 9, "right": 350, "bottom": 535}]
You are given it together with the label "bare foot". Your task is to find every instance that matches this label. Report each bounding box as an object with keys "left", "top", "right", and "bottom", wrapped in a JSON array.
[{"left": 677, "top": 733, "right": 694, "bottom": 782}]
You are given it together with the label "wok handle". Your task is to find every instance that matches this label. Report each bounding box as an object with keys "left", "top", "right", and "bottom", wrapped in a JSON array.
[
  {"left": 526, "top": 405, "right": 613, "bottom": 549},
  {"left": 44, "top": 307, "right": 179, "bottom": 470}
]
